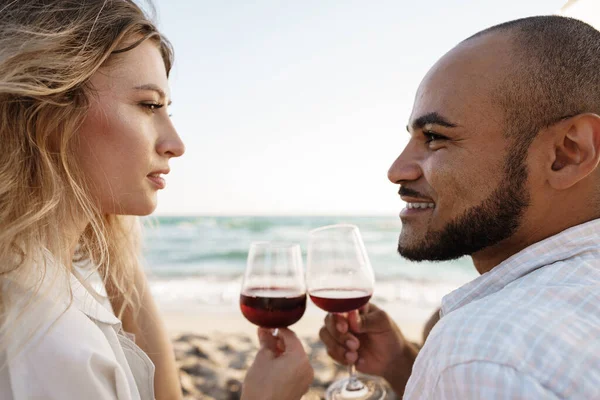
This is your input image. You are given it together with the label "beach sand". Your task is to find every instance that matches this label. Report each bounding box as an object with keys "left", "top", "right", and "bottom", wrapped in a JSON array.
[{"left": 162, "top": 303, "right": 435, "bottom": 399}]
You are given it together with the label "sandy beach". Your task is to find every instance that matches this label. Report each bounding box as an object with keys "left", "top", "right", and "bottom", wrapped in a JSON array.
[{"left": 162, "top": 303, "right": 435, "bottom": 400}]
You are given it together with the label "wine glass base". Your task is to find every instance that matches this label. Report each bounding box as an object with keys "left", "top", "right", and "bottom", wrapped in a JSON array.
[{"left": 325, "top": 377, "right": 387, "bottom": 400}]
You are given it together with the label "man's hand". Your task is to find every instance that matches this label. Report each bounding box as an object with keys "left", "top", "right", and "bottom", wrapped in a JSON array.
[
  {"left": 242, "top": 328, "right": 314, "bottom": 400},
  {"left": 319, "top": 303, "right": 418, "bottom": 396}
]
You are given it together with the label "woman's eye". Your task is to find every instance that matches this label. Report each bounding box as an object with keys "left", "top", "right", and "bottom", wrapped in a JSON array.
[
  {"left": 424, "top": 131, "right": 446, "bottom": 144},
  {"left": 141, "top": 102, "right": 164, "bottom": 112}
]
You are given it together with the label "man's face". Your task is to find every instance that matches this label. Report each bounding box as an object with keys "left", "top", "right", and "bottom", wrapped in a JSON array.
[{"left": 388, "top": 34, "right": 531, "bottom": 261}]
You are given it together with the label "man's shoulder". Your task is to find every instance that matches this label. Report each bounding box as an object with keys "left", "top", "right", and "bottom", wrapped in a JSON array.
[
  {"left": 436, "top": 258, "right": 600, "bottom": 349},
  {"left": 433, "top": 280, "right": 600, "bottom": 355},
  {"left": 419, "top": 282, "right": 600, "bottom": 398}
]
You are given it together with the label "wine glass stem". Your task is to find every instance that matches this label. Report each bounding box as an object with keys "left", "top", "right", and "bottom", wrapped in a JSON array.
[
  {"left": 272, "top": 328, "right": 279, "bottom": 337},
  {"left": 346, "top": 363, "right": 365, "bottom": 391}
]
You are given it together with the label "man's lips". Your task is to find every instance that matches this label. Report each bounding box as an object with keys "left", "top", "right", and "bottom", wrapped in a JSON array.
[
  {"left": 401, "top": 195, "right": 436, "bottom": 207},
  {"left": 398, "top": 186, "right": 429, "bottom": 198},
  {"left": 399, "top": 185, "right": 436, "bottom": 212},
  {"left": 399, "top": 195, "right": 436, "bottom": 217}
]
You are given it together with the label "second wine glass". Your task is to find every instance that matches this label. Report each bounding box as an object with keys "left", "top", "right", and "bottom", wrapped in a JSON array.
[{"left": 306, "top": 224, "right": 385, "bottom": 400}]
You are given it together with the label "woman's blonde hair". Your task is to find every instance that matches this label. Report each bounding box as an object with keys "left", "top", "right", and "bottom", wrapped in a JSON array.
[{"left": 0, "top": 0, "right": 173, "bottom": 356}]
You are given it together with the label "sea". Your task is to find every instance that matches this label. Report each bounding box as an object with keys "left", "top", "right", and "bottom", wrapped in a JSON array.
[{"left": 142, "top": 216, "right": 478, "bottom": 313}]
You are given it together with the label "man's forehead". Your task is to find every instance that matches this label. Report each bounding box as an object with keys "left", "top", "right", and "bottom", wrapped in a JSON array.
[{"left": 409, "top": 33, "right": 514, "bottom": 128}]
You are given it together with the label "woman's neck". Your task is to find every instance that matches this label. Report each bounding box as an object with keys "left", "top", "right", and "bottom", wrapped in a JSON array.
[{"left": 65, "top": 216, "right": 90, "bottom": 262}]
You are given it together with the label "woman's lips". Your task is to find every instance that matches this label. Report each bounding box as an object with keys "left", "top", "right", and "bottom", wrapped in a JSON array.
[{"left": 147, "top": 174, "right": 166, "bottom": 189}]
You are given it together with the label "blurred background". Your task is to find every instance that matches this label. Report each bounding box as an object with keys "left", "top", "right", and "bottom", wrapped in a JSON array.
[
  {"left": 152, "top": 0, "right": 568, "bottom": 217},
  {"left": 142, "top": 0, "right": 578, "bottom": 322},
  {"left": 136, "top": 1, "right": 596, "bottom": 397}
]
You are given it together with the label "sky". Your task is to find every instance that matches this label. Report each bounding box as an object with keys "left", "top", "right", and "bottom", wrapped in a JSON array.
[{"left": 151, "top": 0, "right": 567, "bottom": 216}]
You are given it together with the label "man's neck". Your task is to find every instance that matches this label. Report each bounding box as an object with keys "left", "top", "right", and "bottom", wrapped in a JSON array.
[{"left": 471, "top": 213, "right": 600, "bottom": 274}]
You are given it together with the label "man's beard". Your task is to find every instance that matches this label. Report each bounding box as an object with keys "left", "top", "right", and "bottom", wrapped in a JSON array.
[{"left": 398, "top": 143, "right": 531, "bottom": 261}]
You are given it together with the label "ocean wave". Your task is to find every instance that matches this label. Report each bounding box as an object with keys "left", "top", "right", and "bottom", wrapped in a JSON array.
[
  {"left": 144, "top": 251, "right": 476, "bottom": 282},
  {"left": 142, "top": 216, "right": 479, "bottom": 300},
  {"left": 148, "top": 275, "right": 470, "bottom": 310},
  {"left": 164, "top": 250, "right": 249, "bottom": 264},
  {"left": 144, "top": 215, "right": 401, "bottom": 233}
]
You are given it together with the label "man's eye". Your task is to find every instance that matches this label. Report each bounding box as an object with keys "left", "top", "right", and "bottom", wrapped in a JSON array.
[{"left": 424, "top": 131, "right": 446, "bottom": 144}]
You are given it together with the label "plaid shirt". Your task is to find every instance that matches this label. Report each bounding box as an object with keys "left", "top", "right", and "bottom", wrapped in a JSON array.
[{"left": 404, "top": 219, "right": 600, "bottom": 399}]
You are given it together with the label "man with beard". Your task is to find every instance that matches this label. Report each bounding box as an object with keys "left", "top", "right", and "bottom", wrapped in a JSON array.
[{"left": 320, "top": 15, "right": 600, "bottom": 399}]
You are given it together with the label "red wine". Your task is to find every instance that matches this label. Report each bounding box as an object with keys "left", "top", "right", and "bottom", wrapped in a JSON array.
[
  {"left": 309, "top": 289, "right": 372, "bottom": 313},
  {"left": 240, "top": 288, "right": 306, "bottom": 328}
]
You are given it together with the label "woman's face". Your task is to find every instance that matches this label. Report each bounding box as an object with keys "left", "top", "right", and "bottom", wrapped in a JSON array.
[{"left": 74, "top": 40, "right": 185, "bottom": 215}]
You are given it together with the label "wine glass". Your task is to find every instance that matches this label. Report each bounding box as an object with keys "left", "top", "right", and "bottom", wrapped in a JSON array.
[
  {"left": 306, "top": 224, "right": 385, "bottom": 400},
  {"left": 240, "top": 242, "right": 306, "bottom": 336}
]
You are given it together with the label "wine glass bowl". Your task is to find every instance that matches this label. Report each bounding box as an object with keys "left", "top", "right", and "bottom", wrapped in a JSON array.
[
  {"left": 307, "top": 224, "right": 375, "bottom": 313},
  {"left": 240, "top": 288, "right": 306, "bottom": 328},
  {"left": 309, "top": 288, "right": 372, "bottom": 314},
  {"left": 240, "top": 242, "right": 306, "bottom": 329}
]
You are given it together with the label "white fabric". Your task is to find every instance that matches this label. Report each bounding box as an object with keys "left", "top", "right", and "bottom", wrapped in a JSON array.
[
  {"left": 0, "top": 263, "right": 155, "bottom": 400},
  {"left": 405, "top": 219, "right": 600, "bottom": 399}
]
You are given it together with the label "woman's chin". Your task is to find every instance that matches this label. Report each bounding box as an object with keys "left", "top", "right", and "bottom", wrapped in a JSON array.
[
  {"left": 107, "top": 199, "right": 158, "bottom": 216},
  {"left": 132, "top": 202, "right": 158, "bottom": 216}
]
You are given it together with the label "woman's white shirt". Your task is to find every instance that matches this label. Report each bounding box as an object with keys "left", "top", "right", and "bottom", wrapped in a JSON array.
[{"left": 0, "top": 269, "right": 155, "bottom": 400}]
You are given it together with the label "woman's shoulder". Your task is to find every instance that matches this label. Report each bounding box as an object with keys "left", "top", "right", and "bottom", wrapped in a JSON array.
[
  {"left": 2, "top": 275, "right": 132, "bottom": 399},
  {"left": 3, "top": 258, "right": 123, "bottom": 361},
  {"left": 8, "top": 280, "right": 119, "bottom": 363}
]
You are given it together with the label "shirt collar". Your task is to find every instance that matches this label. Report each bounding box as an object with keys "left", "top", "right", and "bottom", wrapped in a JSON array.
[
  {"left": 441, "top": 218, "right": 600, "bottom": 317},
  {"left": 70, "top": 271, "right": 122, "bottom": 328}
]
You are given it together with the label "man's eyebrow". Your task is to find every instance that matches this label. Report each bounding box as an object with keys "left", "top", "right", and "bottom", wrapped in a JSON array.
[
  {"left": 134, "top": 84, "right": 172, "bottom": 105},
  {"left": 406, "top": 112, "right": 458, "bottom": 132}
]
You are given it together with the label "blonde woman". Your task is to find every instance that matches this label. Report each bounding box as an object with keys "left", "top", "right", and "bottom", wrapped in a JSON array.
[{"left": 0, "top": 1, "right": 313, "bottom": 399}]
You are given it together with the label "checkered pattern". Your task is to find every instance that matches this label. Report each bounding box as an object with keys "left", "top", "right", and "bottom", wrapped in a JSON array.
[{"left": 404, "top": 219, "right": 600, "bottom": 399}]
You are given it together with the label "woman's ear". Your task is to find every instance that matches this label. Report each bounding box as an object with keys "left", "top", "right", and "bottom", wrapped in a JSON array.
[{"left": 548, "top": 113, "right": 600, "bottom": 190}]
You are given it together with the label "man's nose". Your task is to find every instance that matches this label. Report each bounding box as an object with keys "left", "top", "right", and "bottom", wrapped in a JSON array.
[{"left": 387, "top": 142, "right": 423, "bottom": 184}]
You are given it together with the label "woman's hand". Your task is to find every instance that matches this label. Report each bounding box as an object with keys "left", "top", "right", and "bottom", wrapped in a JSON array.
[{"left": 242, "top": 328, "right": 314, "bottom": 400}]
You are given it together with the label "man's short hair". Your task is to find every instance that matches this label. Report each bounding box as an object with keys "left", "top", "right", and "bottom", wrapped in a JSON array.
[{"left": 467, "top": 16, "right": 600, "bottom": 146}]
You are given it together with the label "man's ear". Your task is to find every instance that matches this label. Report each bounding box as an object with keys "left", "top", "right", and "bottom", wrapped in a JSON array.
[{"left": 548, "top": 113, "right": 600, "bottom": 190}]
